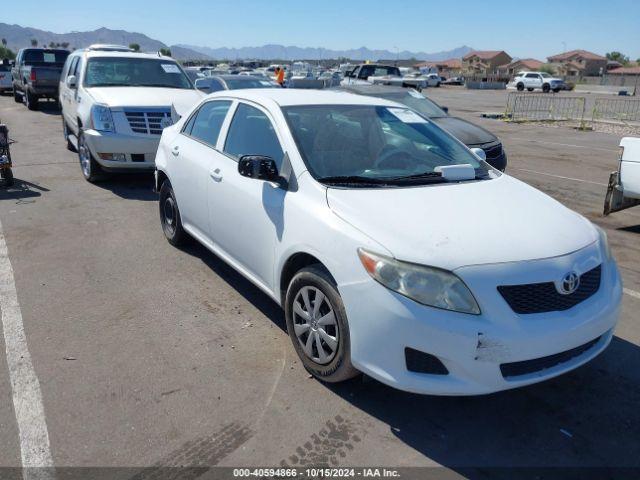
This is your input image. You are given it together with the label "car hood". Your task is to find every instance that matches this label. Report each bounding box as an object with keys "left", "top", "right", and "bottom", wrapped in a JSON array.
[
  {"left": 430, "top": 116, "right": 497, "bottom": 146},
  {"left": 326, "top": 175, "right": 596, "bottom": 271},
  {"left": 86, "top": 87, "right": 204, "bottom": 109}
]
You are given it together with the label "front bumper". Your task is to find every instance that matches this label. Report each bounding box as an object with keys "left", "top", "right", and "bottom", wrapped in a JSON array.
[
  {"left": 83, "top": 129, "right": 159, "bottom": 171},
  {"left": 340, "top": 242, "right": 622, "bottom": 395}
]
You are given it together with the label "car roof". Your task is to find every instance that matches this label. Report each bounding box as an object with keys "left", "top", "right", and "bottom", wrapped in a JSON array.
[
  {"left": 339, "top": 85, "right": 412, "bottom": 96},
  {"left": 77, "top": 50, "right": 178, "bottom": 61},
  {"left": 206, "top": 88, "right": 402, "bottom": 107}
]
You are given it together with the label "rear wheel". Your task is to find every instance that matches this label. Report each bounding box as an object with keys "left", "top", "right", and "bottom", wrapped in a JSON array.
[
  {"left": 159, "top": 180, "right": 187, "bottom": 246},
  {"left": 25, "top": 90, "right": 38, "bottom": 110},
  {"left": 78, "top": 131, "right": 103, "bottom": 182},
  {"left": 516, "top": 83, "right": 524, "bottom": 91},
  {"left": 13, "top": 89, "right": 21, "bottom": 103},
  {"left": 285, "top": 265, "right": 359, "bottom": 383}
]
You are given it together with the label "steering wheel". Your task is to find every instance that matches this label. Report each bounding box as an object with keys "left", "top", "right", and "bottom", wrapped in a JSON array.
[{"left": 374, "top": 146, "right": 419, "bottom": 171}]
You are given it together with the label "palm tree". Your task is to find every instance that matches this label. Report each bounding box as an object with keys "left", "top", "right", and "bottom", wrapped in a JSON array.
[
  {"left": 1, "top": 38, "right": 6, "bottom": 47},
  {"left": 31, "top": 39, "right": 38, "bottom": 47}
]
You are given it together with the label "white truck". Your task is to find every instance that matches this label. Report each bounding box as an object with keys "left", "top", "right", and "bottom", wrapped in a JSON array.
[
  {"left": 59, "top": 45, "right": 203, "bottom": 182},
  {"left": 513, "top": 71, "right": 565, "bottom": 93},
  {"left": 341, "top": 64, "right": 426, "bottom": 90},
  {"left": 604, "top": 137, "right": 640, "bottom": 215}
]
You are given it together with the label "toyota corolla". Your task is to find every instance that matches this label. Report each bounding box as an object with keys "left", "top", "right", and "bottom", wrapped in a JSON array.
[{"left": 154, "top": 89, "right": 622, "bottom": 395}]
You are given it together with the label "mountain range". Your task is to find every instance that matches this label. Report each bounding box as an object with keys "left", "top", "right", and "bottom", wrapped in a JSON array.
[{"left": 0, "top": 23, "right": 473, "bottom": 62}]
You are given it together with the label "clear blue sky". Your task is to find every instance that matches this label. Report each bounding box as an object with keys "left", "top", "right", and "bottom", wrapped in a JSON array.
[{"left": 4, "top": 0, "right": 640, "bottom": 59}]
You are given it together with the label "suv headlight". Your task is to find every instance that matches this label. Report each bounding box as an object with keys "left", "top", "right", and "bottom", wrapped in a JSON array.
[
  {"left": 90, "top": 104, "right": 114, "bottom": 132},
  {"left": 595, "top": 225, "right": 613, "bottom": 261},
  {"left": 358, "top": 249, "right": 480, "bottom": 314}
]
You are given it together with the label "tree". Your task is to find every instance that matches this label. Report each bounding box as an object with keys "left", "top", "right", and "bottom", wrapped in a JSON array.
[
  {"left": 31, "top": 39, "right": 38, "bottom": 47},
  {"left": 129, "top": 43, "right": 140, "bottom": 52},
  {"left": 0, "top": 46, "right": 16, "bottom": 60},
  {"left": 49, "top": 41, "right": 55, "bottom": 48},
  {"left": 159, "top": 48, "right": 172, "bottom": 57},
  {"left": 605, "top": 51, "right": 629, "bottom": 65},
  {"left": 1, "top": 38, "right": 6, "bottom": 47},
  {"left": 539, "top": 64, "right": 556, "bottom": 75},
  {"left": 61, "top": 42, "right": 70, "bottom": 50}
]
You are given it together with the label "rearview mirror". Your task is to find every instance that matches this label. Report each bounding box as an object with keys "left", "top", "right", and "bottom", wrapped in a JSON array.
[
  {"left": 66, "top": 75, "right": 77, "bottom": 88},
  {"left": 470, "top": 148, "right": 486, "bottom": 161},
  {"left": 238, "top": 155, "right": 288, "bottom": 189}
]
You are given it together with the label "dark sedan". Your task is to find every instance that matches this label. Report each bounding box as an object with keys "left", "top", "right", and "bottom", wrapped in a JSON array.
[
  {"left": 194, "top": 74, "right": 278, "bottom": 93},
  {"left": 340, "top": 85, "right": 507, "bottom": 171}
]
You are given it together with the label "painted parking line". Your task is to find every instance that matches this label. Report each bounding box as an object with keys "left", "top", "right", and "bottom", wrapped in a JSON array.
[
  {"left": 510, "top": 138, "right": 619, "bottom": 153},
  {"left": 511, "top": 168, "right": 608, "bottom": 186},
  {"left": 624, "top": 288, "right": 640, "bottom": 300},
  {"left": 0, "top": 218, "right": 55, "bottom": 478}
]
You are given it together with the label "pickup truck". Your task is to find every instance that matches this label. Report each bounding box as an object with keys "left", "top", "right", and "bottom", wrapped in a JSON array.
[
  {"left": 341, "top": 64, "right": 426, "bottom": 90},
  {"left": 604, "top": 137, "right": 640, "bottom": 215},
  {"left": 12, "top": 48, "right": 69, "bottom": 110},
  {"left": 513, "top": 71, "right": 565, "bottom": 93}
]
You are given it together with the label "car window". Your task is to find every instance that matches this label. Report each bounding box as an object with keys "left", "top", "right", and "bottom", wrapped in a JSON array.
[
  {"left": 224, "top": 103, "right": 284, "bottom": 167},
  {"left": 525, "top": 73, "right": 538, "bottom": 78},
  {"left": 187, "top": 100, "right": 232, "bottom": 146}
]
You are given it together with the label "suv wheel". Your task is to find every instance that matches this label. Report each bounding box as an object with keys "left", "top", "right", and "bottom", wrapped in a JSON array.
[
  {"left": 542, "top": 84, "right": 551, "bottom": 93},
  {"left": 516, "top": 83, "right": 524, "bottom": 91},
  {"left": 285, "top": 265, "right": 359, "bottom": 383},
  {"left": 159, "top": 180, "right": 187, "bottom": 246},
  {"left": 13, "top": 90, "right": 21, "bottom": 103},
  {"left": 78, "top": 131, "right": 103, "bottom": 182}
]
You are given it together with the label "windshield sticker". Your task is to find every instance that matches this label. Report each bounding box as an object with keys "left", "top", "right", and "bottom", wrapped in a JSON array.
[
  {"left": 387, "top": 108, "right": 428, "bottom": 123},
  {"left": 408, "top": 89, "right": 423, "bottom": 98},
  {"left": 161, "top": 64, "right": 181, "bottom": 74}
]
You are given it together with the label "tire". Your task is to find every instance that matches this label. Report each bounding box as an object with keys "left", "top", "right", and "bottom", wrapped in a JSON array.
[
  {"left": 62, "top": 119, "right": 76, "bottom": 152},
  {"left": 0, "top": 168, "right": 13, "bottom": 187},
  {"left": 527, "top": 88, "right": 534, "bottom": 92},
  {"left": 77, "top": 131, "right": 103, "bottom": 182},
  {"left": 542, "top": 84, "right": 550, "bottom": 93},
  {"left": 285, "top": 265, "right": 359, "bottom": 383},
  {"left": 13, "top": 89, "right": 21, "bottom": 103},
  {"left": 25, "top": 90, "right": 38, "bottom": 110},
  {"left": 553, "top": 88, "right": 560, "bottom": 93},
  {"left": 159, "top": 180, "right": 187, "bottom": 246},
  {"left": 516, "top": 83, "right": 524, "bottom": 91}
]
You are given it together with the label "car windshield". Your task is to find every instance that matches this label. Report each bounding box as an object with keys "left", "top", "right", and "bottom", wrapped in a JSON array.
[
  {"left": 283, "top": 104, "right": 489, "bottom": 186},
  {"left": 224, "top": 77, "right": 277, "bottom": 89},
  {"left": 84, "top": 57, "right": 193, "bottom": 89},
  {"left": 372, "top": 91, "right": 447, "bottom": 118}
]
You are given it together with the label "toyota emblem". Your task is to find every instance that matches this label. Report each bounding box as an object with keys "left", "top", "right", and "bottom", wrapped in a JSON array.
[{"left": 558, "top": 272, "right": 580, "bottom": 295}]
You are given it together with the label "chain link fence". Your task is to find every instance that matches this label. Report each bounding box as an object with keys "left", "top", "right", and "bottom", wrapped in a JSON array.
[{"left": 592, "top": 98, "right": 640, "bottom": 123}]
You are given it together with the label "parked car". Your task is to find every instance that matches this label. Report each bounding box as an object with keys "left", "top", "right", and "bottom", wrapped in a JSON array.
[
  {"left": 341, "top": 64, "right": 406, "bottom": 86},
  {"left": 604, "top": 137, "right": 640, "bottom": 215},
  {"left": 194, "top": 74, "right": 278, "bottom": 93},
  {"left": 341, "top": 85, "right": 507, "bottom": 171},
  {"left": 12, "top": 48, "right": 70, "bottom": 110},
  {"left": 442, "top": 76, "right": 464, "bottom": 86},
  {"left": 155, "top": 89, "right": 621, "bottom": 395},
  {"left": 0, "top": 63, "right": 12, "bottom": 94},
  {"left": 59, "top": 44, "right": 203, "bottom": 182},
  {"left": 513, "top": 71, "right": 565, "bottom": 93}
]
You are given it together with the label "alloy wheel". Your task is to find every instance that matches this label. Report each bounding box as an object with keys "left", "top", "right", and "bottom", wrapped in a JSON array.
[
  {"left": 78, "top": 135, "right": 91, "bottom": 177},
  {"left": 292, "top": 286, "right": 339, "bottom": 364}
]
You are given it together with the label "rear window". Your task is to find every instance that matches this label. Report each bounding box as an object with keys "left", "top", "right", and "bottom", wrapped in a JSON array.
[
  {"left": 0, "top": 65, "right": 10, "bottom": 72},
  {"left": 23, "top": 50, "right": 69, "bottom": 65}
]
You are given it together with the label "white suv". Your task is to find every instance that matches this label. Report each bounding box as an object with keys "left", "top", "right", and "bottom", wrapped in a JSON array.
[
  {"left": 59, "top": 45, "right": 203, "bottom": 182},
  {"left": 514, "top": 71, "right": 565, "bottom": 93}
]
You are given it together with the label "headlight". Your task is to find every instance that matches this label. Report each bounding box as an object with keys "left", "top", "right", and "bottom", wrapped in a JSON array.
[
  {"left": 595, "top": 225, "right": 613, "bottom": 261},
  {"left": 358, "top": 249, "right": 480, "bottom": 315},
  {"left": 90, "top": 104, "right": 114, "bottom": 132}
]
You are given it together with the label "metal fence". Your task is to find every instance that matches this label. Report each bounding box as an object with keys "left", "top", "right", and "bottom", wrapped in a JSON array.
[
  {"left": 505, "top": 93, "right": 586, "bottom": 123},
  {"left": 592, "top": 98, "right": 640, "bottom": 123}
]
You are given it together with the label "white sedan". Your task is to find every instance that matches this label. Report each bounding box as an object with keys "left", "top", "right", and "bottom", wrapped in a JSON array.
[{"left": 154, "top": 89, "right": 621, "bottom": 395}]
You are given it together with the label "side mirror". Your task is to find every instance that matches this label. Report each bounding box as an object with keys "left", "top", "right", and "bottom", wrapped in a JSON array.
[
  {"left": 194, "top": 78, "right": 211, "bottom": 93},
  {"left": 470, "top": 147, "right": 487, "bottom": 161},
  {"left": 66, "top": 75, "right": 77, "bottom": 88},
  {"left": 238, "top": 155, "right": 288, "bottom": 189},
  {"left": 441, "top": 106, "right": 449, "bottom": 114}
]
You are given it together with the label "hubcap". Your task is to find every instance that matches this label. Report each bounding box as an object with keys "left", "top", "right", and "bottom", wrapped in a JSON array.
[
  {"left": 163, "top": 197, "right": 176, "bottom": 235},
  {"left": 78, "top": 136, "right": 91, "bottom": 177},
  {"left": 292, "top": 286, "right": 338, "bottom": 365}
]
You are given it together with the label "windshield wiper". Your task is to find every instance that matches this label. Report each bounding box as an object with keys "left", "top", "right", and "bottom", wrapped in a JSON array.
[
  {"left": 317, "top": 175, "right": 395, "bottom": 186},
  {"left": 381, "top": 171, "right": 447, "bottom": 183}
]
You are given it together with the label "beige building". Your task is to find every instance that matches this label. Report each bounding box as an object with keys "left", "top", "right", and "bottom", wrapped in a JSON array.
[
  {"left": 546, "top": 50, "right": 607, "bottom": 77},
  {"left": 497, "top": 58, "right": 544, "bottom": 77},
  {"left": 462, "top": 50, "right": 512, "bottom": 75}
]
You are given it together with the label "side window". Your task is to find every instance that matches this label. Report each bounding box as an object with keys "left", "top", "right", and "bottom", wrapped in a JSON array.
[
  {"left": 186, "top": 100, "right": 232, "bottom": 146},
  {"left": 67, "top": 57, "right": 79, "bottom": 79},
  {"left": 224, "top": 103, "right": 284, "bottom": 167},
  {"left": 525, "top": 73, "right": 537, "bottom": 79}
]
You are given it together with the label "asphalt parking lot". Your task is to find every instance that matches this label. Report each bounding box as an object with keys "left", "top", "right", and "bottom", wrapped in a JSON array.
[{"left": 0, "top": 89, "right": 639, "bottom": 477}]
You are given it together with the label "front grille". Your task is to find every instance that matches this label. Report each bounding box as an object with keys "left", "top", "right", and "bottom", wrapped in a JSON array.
[
  {"left": 124, "top": 110, "right": 172, "bottom": 135},
  {"left": 500, "top": 336, "right": 601, "bottom": 379},
  {"left": 480, "top": 142, "right": 503, "bottom": 160},
  {"left": 497, "top": 265, "right": 601, "bottom": 314}
]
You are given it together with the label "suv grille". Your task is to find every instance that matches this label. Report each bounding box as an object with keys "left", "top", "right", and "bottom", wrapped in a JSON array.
[
  {"left": 480, "top": 142, "right": 503, "bottom": 161},
  {"left": 124, "top": 110, "right": 172, "bottom": 135},
  {"left": 497, "top": 265, "right": 601, "bottom": 314}
]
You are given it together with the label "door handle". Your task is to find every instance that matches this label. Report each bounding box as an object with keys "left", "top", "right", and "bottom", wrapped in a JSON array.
[
  {"left": 209, "top": 168, "right": 223, "bottom": 182},
  {"left": 171, "top": 146, "right": 180, "bottom": 157}
]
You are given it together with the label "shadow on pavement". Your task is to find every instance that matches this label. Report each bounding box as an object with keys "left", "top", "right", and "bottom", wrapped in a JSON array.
[
  {"left": 0, "top": 178, "right": 49, "bottom": 201},
  {"left": 323, "top": 336, "right": 640, "bottom": 475},
  {"left": 93, "top": 173, "right": 157, "bottom": 201},
  {"left": 618, "top": 224, "right": 640, "bottom": 234},
  {"left": 32, "top": 100, "right": 61, "bottom": 116}
]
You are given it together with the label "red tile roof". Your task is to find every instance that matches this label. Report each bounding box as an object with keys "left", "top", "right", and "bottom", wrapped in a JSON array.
[
  {"left": 608, "top": 66, "right": 640, "bottom": 74},
  {"left": 505, "top": 58, "right": 544, "bottom": 70},
  {"left": 463, "top": 50, "right": 507, "bottom": 60},
  {"left": 547, "top": 50, "right": 606, "bottom": 61}
]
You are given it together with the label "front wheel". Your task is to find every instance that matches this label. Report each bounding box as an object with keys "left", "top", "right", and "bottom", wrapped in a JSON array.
[
  {"left": 78, "top": 131, "right": 103, "bottom": 182},
  {"left": 285, "top": 265, "right": 359, "bottom": 383},
  {"left": 159, "top": 180, "right": 187, "bottom": 246},
  {"left": 542, "top": 84, "right": 551, "bottom": 93}
]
